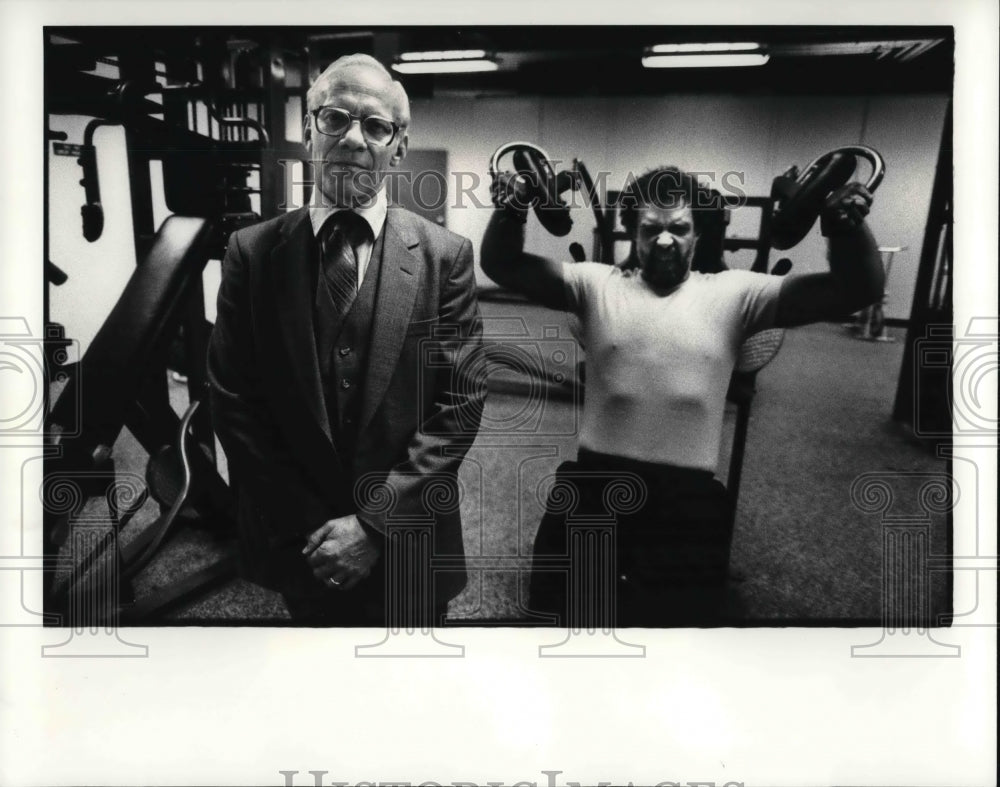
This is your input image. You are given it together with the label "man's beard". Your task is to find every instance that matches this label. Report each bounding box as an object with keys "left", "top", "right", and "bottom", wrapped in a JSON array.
[{"left": 642, "top": 252, "right": 689, "bottom": 289}]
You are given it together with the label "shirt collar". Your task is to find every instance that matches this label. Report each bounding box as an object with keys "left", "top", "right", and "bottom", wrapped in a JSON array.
[{"left": 309, "top": 185, "right": 388, "bottom": 240}]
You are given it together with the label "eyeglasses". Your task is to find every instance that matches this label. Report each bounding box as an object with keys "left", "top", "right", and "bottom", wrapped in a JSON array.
[{"left": 311, "top": 106, "right": 400, "bottom": 146}]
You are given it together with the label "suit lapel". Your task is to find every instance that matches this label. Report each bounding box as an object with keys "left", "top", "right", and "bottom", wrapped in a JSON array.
[
  {"left": 267, "top": 209, "right": 334, "bottom": 443},
  {"left": 358, "top": 208, "right": 420, "bottom": 435}
]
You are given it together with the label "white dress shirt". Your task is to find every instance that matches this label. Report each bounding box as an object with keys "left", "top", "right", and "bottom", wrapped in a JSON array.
[{"left": 308, "top": 186, "right": 389, "bottom": 290}]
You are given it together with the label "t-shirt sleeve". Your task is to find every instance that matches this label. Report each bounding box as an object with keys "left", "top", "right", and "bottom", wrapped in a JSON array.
[
  {"left": 729, "top": 270, "right": 785, "bottom": 336},
  {"left": 560, "top": 261, "right": 616, "bottom": 314}
]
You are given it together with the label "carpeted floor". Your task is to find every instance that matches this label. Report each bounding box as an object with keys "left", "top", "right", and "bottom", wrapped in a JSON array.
[{"left": 54, "top": 301, "right": 949, "bottom": 626}]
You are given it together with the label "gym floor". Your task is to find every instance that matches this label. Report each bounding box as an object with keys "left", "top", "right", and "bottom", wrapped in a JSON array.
[{"left": 64, "top": 300, "right": 948, "bottom": 626}]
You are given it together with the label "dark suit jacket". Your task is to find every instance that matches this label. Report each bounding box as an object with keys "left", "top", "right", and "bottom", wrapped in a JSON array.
[{"left": 207, "top": 205, "right": 485, "bottom": 602}]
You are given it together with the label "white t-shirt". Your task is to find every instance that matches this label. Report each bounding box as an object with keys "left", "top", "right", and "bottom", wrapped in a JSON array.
[{"left": 562, "top": 263, "right": 784, "bottom": 471}]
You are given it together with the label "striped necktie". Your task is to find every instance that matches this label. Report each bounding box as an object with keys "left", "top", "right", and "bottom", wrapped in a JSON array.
[{"left": 318, "top": 211, "right": 371, "bottom": 315}]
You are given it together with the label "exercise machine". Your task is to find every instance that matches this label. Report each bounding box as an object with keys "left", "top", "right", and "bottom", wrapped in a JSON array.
[{"left": 43, "top": 31, "right": 306, "bottom": 623}]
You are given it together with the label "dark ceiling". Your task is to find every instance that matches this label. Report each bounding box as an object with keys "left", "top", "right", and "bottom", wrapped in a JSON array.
[{"left": 49, "top": 26, "right": 954, "bottom": 97}]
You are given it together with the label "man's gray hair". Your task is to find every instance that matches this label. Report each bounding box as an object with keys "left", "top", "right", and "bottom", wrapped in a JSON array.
[{"left": 306, "top": 53, "right": 411, "bottom": 128}]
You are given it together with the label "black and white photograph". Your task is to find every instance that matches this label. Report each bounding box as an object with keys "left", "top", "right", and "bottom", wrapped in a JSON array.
[
  {"left": 1, "top": 2, "right": 996, "bottom": 785},
  {"left": 37, "top": 23, "right": 958, "bottom": 628}
]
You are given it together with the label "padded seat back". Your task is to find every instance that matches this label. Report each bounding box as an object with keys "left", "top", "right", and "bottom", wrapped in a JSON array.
[{"left": 48, "top": 215, "right": 214, "bottom": 458}]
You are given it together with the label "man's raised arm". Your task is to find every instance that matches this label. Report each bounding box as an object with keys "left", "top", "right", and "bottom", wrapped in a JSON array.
[
  {"left": 480, "top": 173, "right": 569, "bottom": 311},
  {"left": 775, "top": 182, "right": 885, "bottom": 328}
]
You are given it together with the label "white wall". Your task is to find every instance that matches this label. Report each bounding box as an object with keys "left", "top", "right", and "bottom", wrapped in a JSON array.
[
  {"left": 410, "top": 92, "right": 949, "bottom": 320},
  {"left": 48, "top": 117, "right": 137, "bottom": 353},
  {"left": 49, "top": 90, "right": 948, "bottom": 348}
]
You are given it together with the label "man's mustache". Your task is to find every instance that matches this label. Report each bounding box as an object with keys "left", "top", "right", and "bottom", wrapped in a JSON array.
[{"left": 651, "top": 250, "right": 681, "bottom": 263}]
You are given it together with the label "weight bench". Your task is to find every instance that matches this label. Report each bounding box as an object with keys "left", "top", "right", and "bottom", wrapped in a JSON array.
[{"left": 45, "top": 215, "right": 238, "bottom": 624}]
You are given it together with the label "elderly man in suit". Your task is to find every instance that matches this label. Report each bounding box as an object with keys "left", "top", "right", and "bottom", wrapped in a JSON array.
[{"left": 208, "top": 54, "right": 485, "bottom": 625}]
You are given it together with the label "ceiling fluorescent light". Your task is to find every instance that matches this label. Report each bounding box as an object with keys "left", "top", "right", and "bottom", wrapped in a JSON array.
[
  {"left": 642, "top": 52, "right": 770, "bottom": 68},
  {"left": 398, "top": 49, "right": 487, "bottom": 62},
  {"left": 392, "top": 58, "right": 498, "bottom": 74},
  {"left": 650, "top": 42, "right": 763, "bottom": 54}
]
